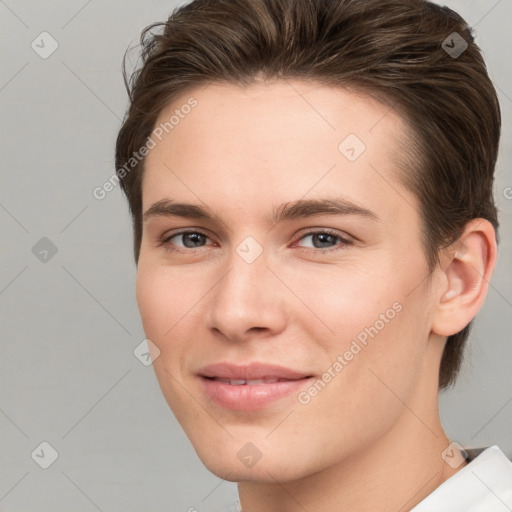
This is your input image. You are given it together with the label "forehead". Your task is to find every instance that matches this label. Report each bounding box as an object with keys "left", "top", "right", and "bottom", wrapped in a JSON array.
[
  {"left": 149, "top": 80, "right": 403, "bottom": 158},
  {"left": 142, "top": 79, "right": 415, "bottom": 223}
]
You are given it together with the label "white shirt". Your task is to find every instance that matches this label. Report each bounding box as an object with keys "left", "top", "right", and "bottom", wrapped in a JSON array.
[{"left": 411, "top": 445, "right": 512, "bottom": 511}]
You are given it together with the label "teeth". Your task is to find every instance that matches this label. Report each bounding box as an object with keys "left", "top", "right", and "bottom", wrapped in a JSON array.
[{"left": 214, "top": 378, "right": 282, "bottom": 385}]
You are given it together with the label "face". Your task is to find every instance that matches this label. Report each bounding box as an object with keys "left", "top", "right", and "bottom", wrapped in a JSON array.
[{"left": 136, "top": 80, "right": 441, "bottom": 482}]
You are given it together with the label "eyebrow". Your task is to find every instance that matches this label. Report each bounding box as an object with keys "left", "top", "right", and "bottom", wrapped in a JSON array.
[{"left": 142, "top": 197, "right": 379, "bottom": 225}]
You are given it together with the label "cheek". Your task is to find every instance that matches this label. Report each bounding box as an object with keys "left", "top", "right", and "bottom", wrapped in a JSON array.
[
  {"left": 136, "top": 267, "right": 165, "bottom": 340},
  {"left": 135, "top": 266, "right": 194, "bottom": 351},
  {"left": 284, "top": 260, "right": 404, "bottom": 341},
  {"left": 293, "top": 257, "right": 431, "bottom": 394},
  {"left": 135, "top": 265, "right": 200, "bottom": 417},
  {"left": 294, "top": 288, "right": 429, "bottom": 459}
]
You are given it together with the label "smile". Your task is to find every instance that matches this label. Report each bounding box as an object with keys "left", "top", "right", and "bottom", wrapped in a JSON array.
[
  {"left": 197, "top": 362, "right": 314, "bottom": 410},
  {"left": 207, "top": 377, "right": 292, "bottom": 385}
]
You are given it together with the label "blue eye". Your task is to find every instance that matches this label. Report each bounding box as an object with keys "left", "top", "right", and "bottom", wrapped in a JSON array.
[
  {"left": 160, "top": 229, "right": 352, "bottom": 254},
  {"left": 295, "top": 230, "right": 352, "bottom": 253},
  {"left": 163, "top": 231, "right": 211, "bottom": 249}
]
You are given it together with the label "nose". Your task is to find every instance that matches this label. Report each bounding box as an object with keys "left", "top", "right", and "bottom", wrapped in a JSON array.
[{"left": 204, "top": 246, "right": 288, "bottom": 343}]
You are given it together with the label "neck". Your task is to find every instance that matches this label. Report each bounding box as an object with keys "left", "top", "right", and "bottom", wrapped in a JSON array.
[{"left": 237, "top": 344, "right": 466, "bottom": 512}]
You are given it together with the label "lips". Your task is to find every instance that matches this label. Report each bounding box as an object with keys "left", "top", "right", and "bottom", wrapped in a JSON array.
[
  {"left": 197, "top": 362, "right": 313, "bottom": 410},
  {"left": 198, "top": 362, "right": 311, "bottom": 381},
  {"left": 210, "top": 377, "right": 284, "bottom": 385}
]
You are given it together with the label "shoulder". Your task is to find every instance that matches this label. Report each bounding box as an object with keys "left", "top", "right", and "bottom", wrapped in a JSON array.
[{"left": 411, "top": 445, "right": 512, "bottom": 512}]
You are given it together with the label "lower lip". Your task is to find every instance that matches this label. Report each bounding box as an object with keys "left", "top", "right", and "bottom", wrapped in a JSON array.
[{"left": 199, "top": 377, "right": 313, "bottom": 411}]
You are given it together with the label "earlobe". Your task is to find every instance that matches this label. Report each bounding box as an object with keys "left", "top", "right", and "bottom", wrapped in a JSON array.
[{"left": 431, "top": 219, "right": 497, "bottom": 337}]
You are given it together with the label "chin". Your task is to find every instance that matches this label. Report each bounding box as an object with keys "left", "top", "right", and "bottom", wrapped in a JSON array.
[
  {"left": 201, "top": 458, "right": 307, "bottom": 483},
  {"left": 191, "top": 439, "right": 321, "bottom": 483}
]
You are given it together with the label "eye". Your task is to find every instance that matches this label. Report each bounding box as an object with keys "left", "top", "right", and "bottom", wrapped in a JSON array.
[
  {"left": 161, "top": 230, "right": 213, "bottom": 250},
  {"left": 295, "top": 230, "right": 353, "bottom": 252},
  {"left": 159, "top": 228, "right": 353, "bottom": 254}
]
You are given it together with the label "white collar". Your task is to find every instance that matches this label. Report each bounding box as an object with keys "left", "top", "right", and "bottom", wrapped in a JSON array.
[{"left": 411, "top": 445, "right": 512, "bottom": 511}]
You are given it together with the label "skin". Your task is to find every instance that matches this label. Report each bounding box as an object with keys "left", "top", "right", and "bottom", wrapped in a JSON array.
[{"left": 136, "top": 80, "right": 496, "bottom": 512}]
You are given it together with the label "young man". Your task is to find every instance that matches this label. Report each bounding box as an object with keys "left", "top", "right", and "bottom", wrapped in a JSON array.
[{"left": 115, "top": 0, "right": 512, "bottom": 509}]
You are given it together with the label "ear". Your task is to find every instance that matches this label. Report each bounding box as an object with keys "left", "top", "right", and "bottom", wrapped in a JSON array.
[{"left": 431, "top": 218, "right": 497, "bottom": 337}]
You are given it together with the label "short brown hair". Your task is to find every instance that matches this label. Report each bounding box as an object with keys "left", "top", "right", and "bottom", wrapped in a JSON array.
[{"left": 115, "top": 0, "right": 501, "bottom": 389}]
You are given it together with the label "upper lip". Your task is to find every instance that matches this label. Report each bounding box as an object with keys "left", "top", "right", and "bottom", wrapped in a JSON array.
[{"left": 198, "top": 362, "right": 312, "bottom": 380}]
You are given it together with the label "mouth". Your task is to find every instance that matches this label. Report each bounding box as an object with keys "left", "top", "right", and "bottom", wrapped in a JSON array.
[
  {"left": 203, "top": 377, "right": 297, "bottom": 385},
  {"left": 197, "top": 362, "right": 314, "bottom": 410}
]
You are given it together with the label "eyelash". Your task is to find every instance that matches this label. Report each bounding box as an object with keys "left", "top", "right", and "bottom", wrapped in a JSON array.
[{"left": 159, "top": 229, "right": 353, "bottom": 255}]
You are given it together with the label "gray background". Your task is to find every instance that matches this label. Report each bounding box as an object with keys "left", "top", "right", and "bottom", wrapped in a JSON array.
[{"left": 1, "top": 1, "right": 511, "bottom": 511}]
